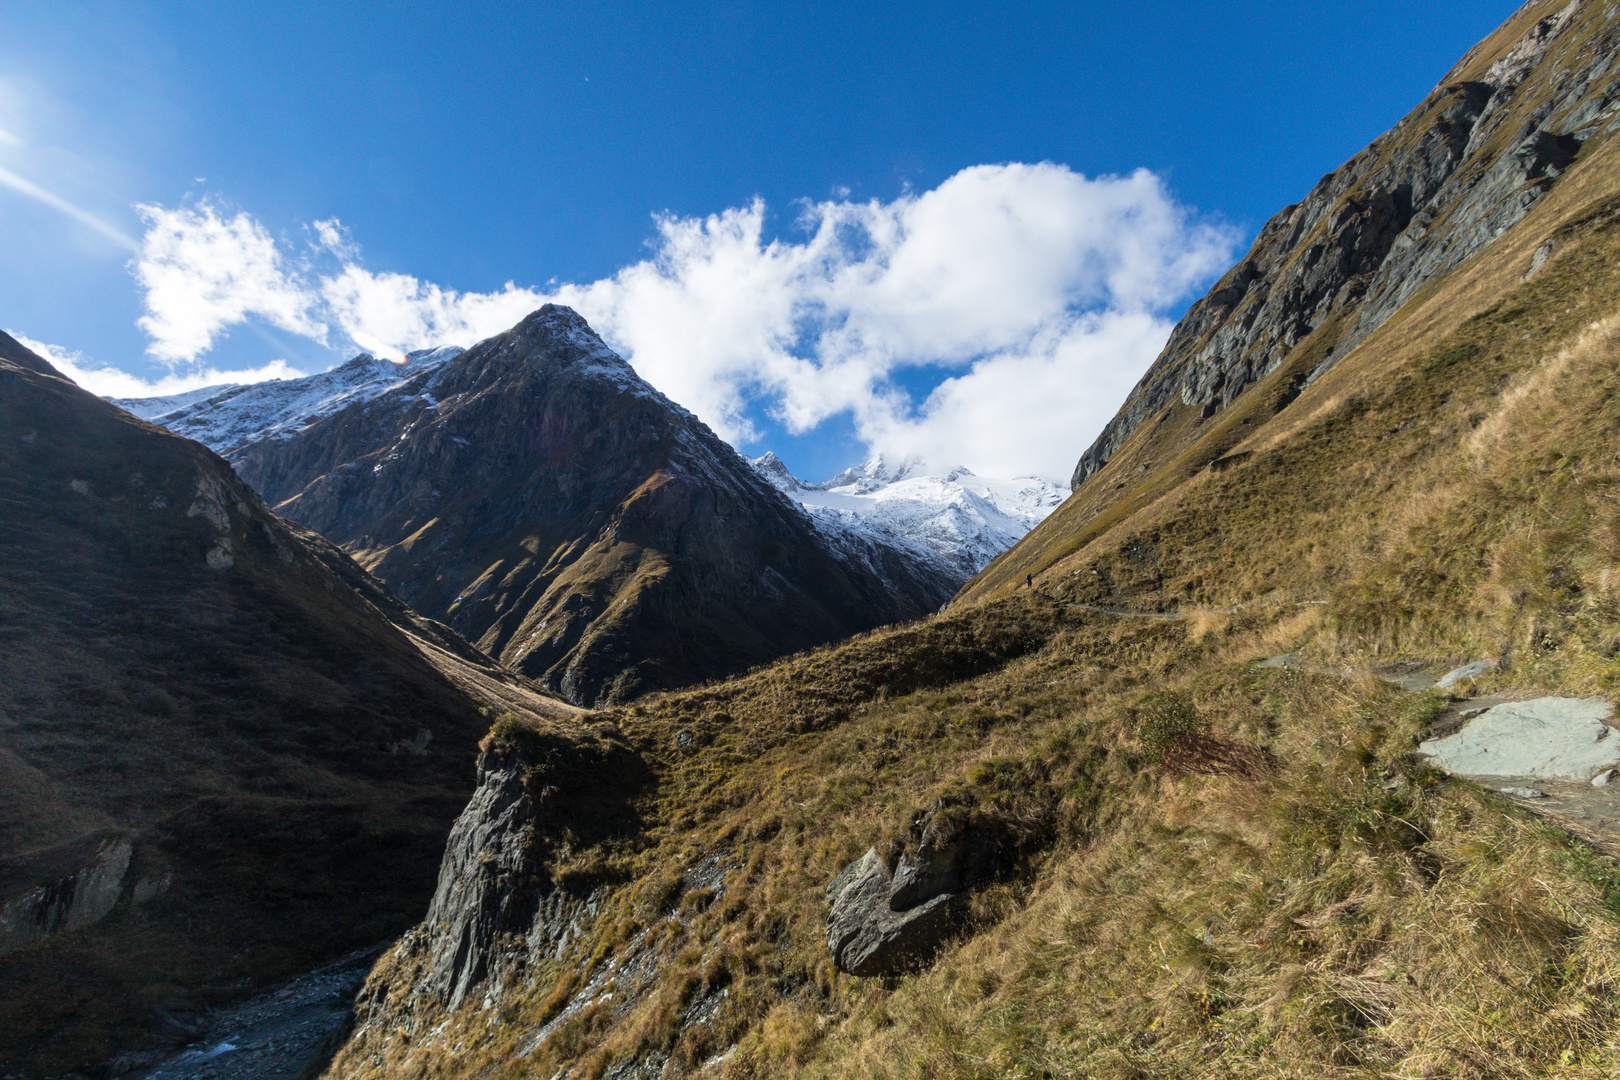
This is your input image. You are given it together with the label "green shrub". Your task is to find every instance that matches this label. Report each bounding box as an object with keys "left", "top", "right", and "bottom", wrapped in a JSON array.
[{"left": 1132, "top": 690, "right": 1203, "bottom": 762}]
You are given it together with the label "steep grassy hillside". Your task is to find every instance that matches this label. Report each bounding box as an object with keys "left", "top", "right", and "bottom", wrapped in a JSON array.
[
  {"left": 0, "top": 336, "right": 577, "bottom": 1077},
  {"left": 317, "top": 4, "right": 1620, "bottom": 1078}
]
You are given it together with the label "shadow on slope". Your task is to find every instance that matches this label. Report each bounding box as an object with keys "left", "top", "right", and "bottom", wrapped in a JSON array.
[{"left": 0, "top": 334, "right": 573, "bottom": 1076}]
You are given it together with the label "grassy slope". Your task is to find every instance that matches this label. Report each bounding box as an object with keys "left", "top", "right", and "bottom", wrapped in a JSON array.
[
  {"left": 326, "top": 18, "right": 1620, "bottom": 1080},
  {"left": 0, "top": 348, "right": 575, "bottom": 1076}
]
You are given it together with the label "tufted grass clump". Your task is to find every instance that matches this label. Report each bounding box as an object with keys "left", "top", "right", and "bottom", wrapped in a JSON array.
[{"left": 1131, "top": 689, "right": 1203, "bottom": 762}]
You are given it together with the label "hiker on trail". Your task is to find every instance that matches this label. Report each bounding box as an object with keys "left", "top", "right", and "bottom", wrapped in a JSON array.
[{"left": 1026, "top": 573, "right": 1033, "bottom": 588}]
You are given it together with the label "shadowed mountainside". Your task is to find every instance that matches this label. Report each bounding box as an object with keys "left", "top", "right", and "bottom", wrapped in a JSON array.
[
  {"left": 0, "top": 332, "right": 578, "bottom": 1077},
  {"left": 232, "top": 306, "right": 956, "bottom": 706}
]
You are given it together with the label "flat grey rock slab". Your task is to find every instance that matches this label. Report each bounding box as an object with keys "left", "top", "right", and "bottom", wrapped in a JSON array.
[{"left": 1419, "top": 697, "right": 1620, "bottom": 780}]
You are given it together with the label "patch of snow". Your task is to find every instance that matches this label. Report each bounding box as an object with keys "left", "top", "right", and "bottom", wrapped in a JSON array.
[
  {"left": 752, "top": 452, "right": 1066, "bottom": 577},
  {"left": 111, "top": 345, "right": 463, "bottom": 455}
]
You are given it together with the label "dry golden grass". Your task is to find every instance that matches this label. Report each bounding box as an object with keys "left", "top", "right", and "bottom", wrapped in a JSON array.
[
  {"left": 327, "top": 582, "right": 1620, "bottom": 1079},
  {"left": 321, "top": 22, "right": 1620, "bottom": 1080}
]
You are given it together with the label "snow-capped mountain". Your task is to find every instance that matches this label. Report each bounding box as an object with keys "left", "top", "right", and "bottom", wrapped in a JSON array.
[
  {"left": 121, "top": 306, "right": 957, "bottom": 704},
  {"left": 752, "top": 451, "right": 1066, "bottom": 577},
  {"left": 111, "top": 345, "right": 464, "bottom": 457}
]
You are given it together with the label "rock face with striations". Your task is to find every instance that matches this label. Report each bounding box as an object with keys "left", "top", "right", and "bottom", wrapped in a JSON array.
[
  {"left": 824, "top": 807, "right": 1023, "bottom": 977},
  {"left": 233, "top": 305, "right": 957, "bottom": 705},
  {"left": 1074, "top": 0, "right": 1620, "bottom": 488}
]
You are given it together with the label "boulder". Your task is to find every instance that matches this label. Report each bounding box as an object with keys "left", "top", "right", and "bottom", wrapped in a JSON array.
[
  {"left": 824, "top": 850, "right": 962, "bottom": 978},
  {"left": 1418, "top": 697, "right": 1620, "bottom": 780},
  {"left": 0, "top": 837, "right": 131, "bottom": 954}
]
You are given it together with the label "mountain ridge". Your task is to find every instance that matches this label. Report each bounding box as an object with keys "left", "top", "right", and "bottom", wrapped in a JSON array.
[
  {"left": 225, "top": 306, "right": 957, "bottom": 704},
  {"left": 1069, "top": 0, "right": 1615, "bottom": 490}
]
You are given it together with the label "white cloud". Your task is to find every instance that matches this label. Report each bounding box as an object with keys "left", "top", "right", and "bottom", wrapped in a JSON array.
[
  {"left": 551, "top": 164, "right": 1234, "bottom": 478},
  {"left": 7, "top": 330, "right": 302, "bottom": 398},
  {"left": 317, "top": 265, "right": 546, "bottom": 362},
  {"left": 854, "top": 311, "right": 1174, "bottom": 479},
  {"left": 134, "top": 201, "right": 328, "bottom": 362},
  {"left": 125, "top": 163, "right": 1235, "bottom": 480}
]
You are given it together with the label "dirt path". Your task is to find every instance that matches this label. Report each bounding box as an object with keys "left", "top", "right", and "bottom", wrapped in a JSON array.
[{"left": 1065, "top": 602, "right": 1200, "bottom": 621}]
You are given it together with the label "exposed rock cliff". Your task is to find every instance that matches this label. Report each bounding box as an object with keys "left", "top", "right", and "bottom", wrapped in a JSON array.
[
  {"left": 233, "top": 306, "right": 958, "bottom": 705},
  {"left": 0, "top": 836, "right": 132, "bottom": 956},
  {"left": 1073, "top": 0, "right": 1620, "bottom": 488},
  {"left": 343, "top": 720, "right": 648, "bottom": 1038}
]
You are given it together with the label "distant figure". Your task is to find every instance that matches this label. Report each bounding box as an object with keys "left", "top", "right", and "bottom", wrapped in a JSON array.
[{"left": 1025, "top": 573, "right": 1033, "bottom": 588}]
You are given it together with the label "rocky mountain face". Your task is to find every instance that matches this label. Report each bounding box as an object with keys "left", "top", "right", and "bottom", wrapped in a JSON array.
[
  {"left": 228, "top": 306, "right": 956, "bottom": 705},
  {"left": 0, "top": 332, "right": 575, "bottom": 1076},
  {"left": 750, "top": 452, "right": 1065, "bottom": 581},
  {"left": 114, "top": 346, "right": 464, "bottom": 457},
  {"left": 1073, "top": 0, "right": 1618, "bottom": 488}
]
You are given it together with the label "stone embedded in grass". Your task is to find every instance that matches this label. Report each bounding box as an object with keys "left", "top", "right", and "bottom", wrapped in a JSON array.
[
  {"left": 1435, "top": 660, "right": 1496, "bottom": 690},
  {"left": 1498, "top": 787, "right": 1549, "bottom": 799},
  {"left": 1418, "top": 696, "right": 1620, "bottom": 780},
  {"left": 824, "top": 850, "right": 962, "bottom": 977},
  {"left": 1594, "top": 769, "right": 1617, "bottom": 787}
]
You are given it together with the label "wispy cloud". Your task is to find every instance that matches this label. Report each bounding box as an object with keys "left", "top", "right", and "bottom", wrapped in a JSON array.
[
  {"left": 8, "top": 330, "right": 302, "bottom": 398},
  {"left": 127, "top": 164, "right": 1236, "bottom": 479},
  {"left": 0, "top": 163, "right": 137, "bottom": 250}
]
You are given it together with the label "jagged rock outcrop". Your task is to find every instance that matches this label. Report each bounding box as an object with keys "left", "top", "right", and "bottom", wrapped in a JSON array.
[
  {"left": 0, "top": 331, "right": 574, "bottom": 1074},
  {"left": 825, "top": 807, "right": 1024, "bottom": 976},
  {"left": 407, "top": 717, "right": 644, "bottom": 1009},
  {"left": 0, "top": 837, "right": 131, "bottom": 955},
  {"left": 232, "top": 306, "right": 958, "bottom": 705},
  {"left": 1074, "top": 0, "right": 1620, "bottom": 488},
  {"left": 825, "top": 850, "right": 963, "bottom": 977},
  {"left": 418, "top": 751, "right": 546, "bottom": 1008}
]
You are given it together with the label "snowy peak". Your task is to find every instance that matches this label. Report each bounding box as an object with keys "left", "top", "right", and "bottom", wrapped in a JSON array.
[
  {"left": 111, "top": 344, "right": 465, "bottom": 456},
  {"left": 751, "top": 451, "right": 801, "bottom": 492},
  {"left": 751, "top": 452, "right": 1067, "bottom": 577},
  {"left": 820, "top": 453, "right": 933, "bottom": 493},
  {"left": 220, "top": 305, "right": 957, "bottom": 704}
]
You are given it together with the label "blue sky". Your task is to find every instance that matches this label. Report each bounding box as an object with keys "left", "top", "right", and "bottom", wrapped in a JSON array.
[{"left": 0, "top": 0, "right": 1516, "bottom": 481}]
